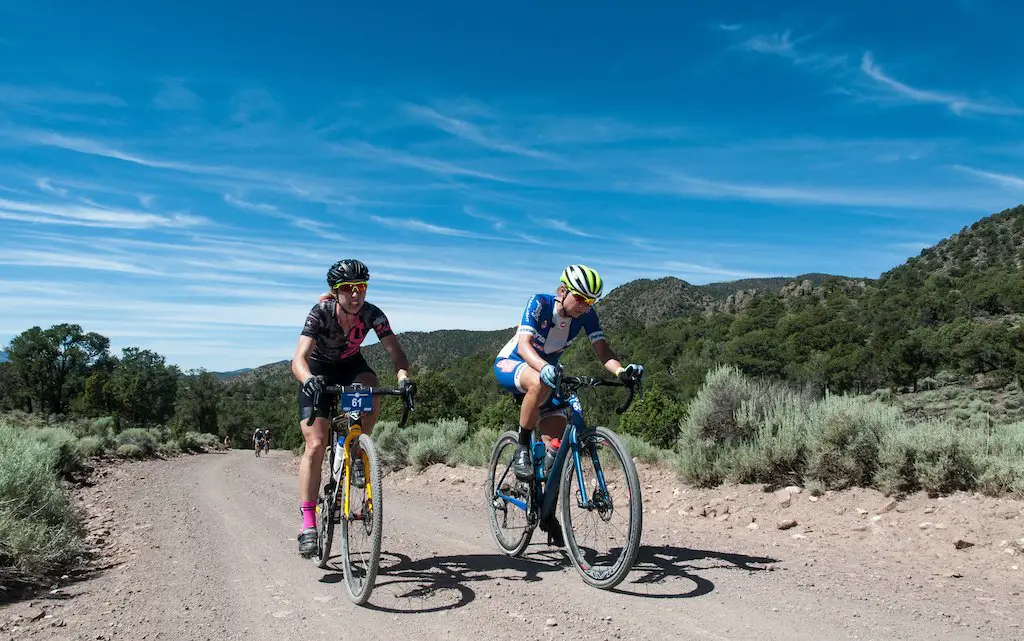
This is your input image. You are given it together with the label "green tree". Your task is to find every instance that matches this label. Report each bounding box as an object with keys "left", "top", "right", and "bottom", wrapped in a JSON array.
[
  {"left": 618, "top": 383, "right": 686, "bottom": 448},
  {"left": 474, "top": 394, "right": 520, "bottom": 432},
  {"left": 0, "top": 362, "right": 23, "bottom": 411},
  {"left": 5, "top": 324, "right": 110, "bottom": 414},
  {"left": 174, "top": 370, "right": 222, "bottom": 435},
  {"left": 108, "top": 348, "right": 179, "bottom": 427},
  {"left": 404, "top": 371, "right": 469, "bottom": 424},
  {"left": 70, "top": 353, "right": 119, "bottom": 416}
]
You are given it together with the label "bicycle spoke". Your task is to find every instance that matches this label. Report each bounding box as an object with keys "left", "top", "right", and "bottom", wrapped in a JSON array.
[
  {"left": 560, "top": 427, "right": 643, "bottom": 589},
  {"left": 486, "top": 432, "right": 533, "bottom": 556},
  {"left": 341, "top": 433, "right": 382, "bottom": 605}
]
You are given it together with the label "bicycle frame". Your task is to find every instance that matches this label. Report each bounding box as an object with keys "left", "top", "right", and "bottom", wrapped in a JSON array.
[
  {"left": 311, "top": 382, "right": 413, "bottom": 520},
  {"left": 495, "top": 391, "right": 613, "bottom": 525},
  {"left": 330, "top": 411, "right": 372, "bottom": 520}
]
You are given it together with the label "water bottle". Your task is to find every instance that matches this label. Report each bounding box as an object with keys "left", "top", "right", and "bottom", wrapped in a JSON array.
[
  {"left": 544, "top": 438, "right": 560, "bottom": 477},
  {"left": 532, "top": 440, "right": 547, "bottom": 480},
  {"left": 332, "top": 440, "right": 344, "bottom": 478}
]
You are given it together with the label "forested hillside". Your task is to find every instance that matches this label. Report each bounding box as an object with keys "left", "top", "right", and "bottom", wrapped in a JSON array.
[{"left": 3, "top": 205, "right": 1024, "bottom": 452}]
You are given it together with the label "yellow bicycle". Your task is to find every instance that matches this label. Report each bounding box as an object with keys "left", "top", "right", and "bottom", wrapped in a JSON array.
[{"left": 306, "top": 382, "right": 414, "bottom": 605}]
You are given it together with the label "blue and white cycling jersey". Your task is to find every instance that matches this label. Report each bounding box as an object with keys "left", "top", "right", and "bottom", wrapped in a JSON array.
[{"left": 496, "top": 293, "right": 605, "bottom": 366}]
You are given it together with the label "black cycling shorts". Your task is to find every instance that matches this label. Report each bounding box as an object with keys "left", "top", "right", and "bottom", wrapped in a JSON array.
[{"left": 298, "top": 354, "right": 377, "bottom": 421}]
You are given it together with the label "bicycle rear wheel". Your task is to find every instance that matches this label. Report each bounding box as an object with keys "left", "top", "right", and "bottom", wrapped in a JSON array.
[
  {"left": 559, "top": 426, "right": 642, "bottom": 589},
  {"left": 485, "top": 430, "right": 534, "bottom": 556},
  {"left": 313, "top": 443, "right": 340, "bottom": 569},
  {"left": 340, "top": 433, "right": 383, "bottom": 605}
]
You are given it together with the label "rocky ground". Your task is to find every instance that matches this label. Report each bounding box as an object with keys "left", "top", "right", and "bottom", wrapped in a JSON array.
[{"left": 2, "top": 450, "right": 1022, "bottom": 640}]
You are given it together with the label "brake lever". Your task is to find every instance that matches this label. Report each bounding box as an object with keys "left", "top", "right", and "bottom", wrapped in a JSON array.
[
  {"left": 614, "top": 376, "right": 644, "bottom": 414},
  {"left": 616, "top": 384, "right": 634, "bottom": 414},
  {"left": 398, "top": 386, "right": 415, "bottom": 428}
]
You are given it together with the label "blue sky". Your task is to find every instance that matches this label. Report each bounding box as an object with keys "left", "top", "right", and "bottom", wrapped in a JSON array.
[{"left": 2, "top": 0, "right": 1023, "bottom": 371}]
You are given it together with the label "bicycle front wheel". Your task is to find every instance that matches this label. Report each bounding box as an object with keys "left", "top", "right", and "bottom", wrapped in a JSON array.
[
  {"left": 559, "top": 426, "right": 642, "bottom": 590},
  {"left": 340, "top": 433, "right": 383, "bottom": 605}
]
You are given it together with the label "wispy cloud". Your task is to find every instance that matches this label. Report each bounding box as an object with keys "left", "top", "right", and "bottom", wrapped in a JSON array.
[
  {"left": 0, "top": 84, "right": 125, "bottom": 107},
  {"left": 718, "top": 24, "right": 743, "bottom": 31},
  {"left": 462, "top": 205, "right": 506, "bottom": 232},
  {"left": 513, "top": 232, "right": 547, "bottom": 245},
  {"left": 25, "top": 130, "right": 223, "bottom": 174},
  {"left": 369, "top": 214, "right": 496, "bottom": 239},
  {"left": 153, "top": 78, "right": 202, "bottom": 110},
  {"left": 0, "top": 249, "right": 158, "bottom": 274},
  {"left": 661, "top": 260, "right": 773, "bottom": 280},
  {"left": 860, "top": 52, "right": 1023, "bottom": 116},
  {"left": 339, "top": 141, "right": 517, "bottom": 184},
  {"left": 34, "top": 178, "right": 68, "bottom": 197},
  {"left": 631, "top": 171, "right": 996, "bottom": 210},
  {"left": 953, "top": 165, "right": 1024, "bottom": 189},
  {"left": 230, "top": 88, "right": 283, "bottom": 124},
  {"left": 404, "top": 103, "right": 559, "bottom": 161},
  {"left": 738, "top": 29, "right": 846, "bottom": 70},
  {"left": 222, "top": 193, "right": 340, "bottom": 236},
  {"left": 531, "top": 217, "right": 595, "bottom": 238},
  {"left": 743, "top": 30, "right": 797, "bottom": 56},
  {"left": 0, "top": 196, "right": 207, "bottom": 229}
]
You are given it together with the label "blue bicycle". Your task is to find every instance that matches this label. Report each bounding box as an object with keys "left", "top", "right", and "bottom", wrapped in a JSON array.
[{"left": 485, "top": 367, "right": 644, "bottom": 590}]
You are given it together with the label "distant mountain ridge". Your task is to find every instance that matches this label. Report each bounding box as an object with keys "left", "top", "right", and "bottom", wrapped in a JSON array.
[
  {"left": 594, "top": 272, "right": 847, "bottom": 329},
  {"left": 221, "top": 273, "right": 848, "bottom": 382}
]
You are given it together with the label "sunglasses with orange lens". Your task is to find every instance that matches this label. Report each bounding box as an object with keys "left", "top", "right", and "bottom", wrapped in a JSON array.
[
  {"left": 571, "top": 291, "right": 596, "bottom": 306},
  {"left": 333, "top": 281, "right": 368, "bottom": 295}
]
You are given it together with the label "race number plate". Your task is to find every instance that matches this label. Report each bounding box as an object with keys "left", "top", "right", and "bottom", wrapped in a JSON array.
[{"left": 341, "top": 390, "right": 373, "bottom": 413}]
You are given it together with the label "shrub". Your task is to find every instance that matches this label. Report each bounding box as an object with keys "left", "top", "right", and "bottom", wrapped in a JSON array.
[
  {"left": 681, "top": 364, "right": 755, "bottom": 445},
  {"left": 373, "top": 420, "right": 411, "bottom": 471},
  {"left": 115, "top": 428, "right": 156, "bottom": 456},
  {"left": 408, "top": 418, "right": 470, "bottom": 469},
  {"left": 176, "top": 432, "right": 204, "bottom": 453},
  {"left": 0, "top": 424, "right": 83, "bottom": 587},
  {"left": 805, "top": 396, "right": 900, "bottom": 490},
  {"left": 450, "top": 426, "right": 502, "bottom": 467},
  {"left": 75, "top": 435, "right": 107, "bottom": 458},
  {"left": 29, "top": 427, "right": 88, "bottom": 480},
  {"left": 875, "top": 422, "right": 981, "bottom": 496},
  {"left": 116, "top": 443, "right": 146, "bottom": 459}
]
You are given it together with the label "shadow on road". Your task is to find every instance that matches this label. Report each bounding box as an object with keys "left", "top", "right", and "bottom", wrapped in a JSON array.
[
  {"left": 319, "top": 549, "right": 565, "bottom": 612},
  {"left": 610, "top": 545, "right": 780, "bottom": 599},
  {"left": 318, "top": 543, "right": 779, "bottom": 610}
]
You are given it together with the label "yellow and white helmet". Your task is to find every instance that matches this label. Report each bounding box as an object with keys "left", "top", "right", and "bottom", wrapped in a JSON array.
[{"left": 560, "top": 264, "right": 603, "bottom": 300}]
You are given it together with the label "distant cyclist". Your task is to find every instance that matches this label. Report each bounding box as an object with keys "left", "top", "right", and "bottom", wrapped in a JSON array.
[
  {"left": 492, "top": 264, "right": 643, "bottom": 545},
  {"left": 252, "top": 428, "right": 265, "bottom": 456},
  {"left": 291, "top": 258, "right": 415, "bottom": 558},
  {"left": 263, "top": 429, "right": 272, "bottom": 453}
]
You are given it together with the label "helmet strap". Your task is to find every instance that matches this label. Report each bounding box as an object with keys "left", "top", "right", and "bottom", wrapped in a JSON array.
[{"left": 555, "top": 291, "right": 570, "bottom": 317}]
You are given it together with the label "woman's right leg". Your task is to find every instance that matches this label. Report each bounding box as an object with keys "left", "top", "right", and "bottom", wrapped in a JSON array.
[
  {"left": 297, "top": 417, "right": 329, "bottom": 556},
  {"left": 299, "top": 418, "right": 330, "bottom": 505}
]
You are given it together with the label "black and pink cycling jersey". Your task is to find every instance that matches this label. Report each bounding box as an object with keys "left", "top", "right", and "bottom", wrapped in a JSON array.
[{"left": 300, "top": 299, "right": 394, "bottom": 363}]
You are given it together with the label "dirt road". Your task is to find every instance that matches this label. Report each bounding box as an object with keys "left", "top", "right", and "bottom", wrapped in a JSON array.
[{"left": 3, "top": 450, "right": 1021, "bottom": 640}]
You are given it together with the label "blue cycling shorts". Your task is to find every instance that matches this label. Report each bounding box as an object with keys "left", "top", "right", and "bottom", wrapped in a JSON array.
[{"left": 493, "top": 357, "right": 528, "bottom": 394}]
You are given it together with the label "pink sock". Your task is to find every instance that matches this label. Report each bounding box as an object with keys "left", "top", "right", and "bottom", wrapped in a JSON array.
[{"left": 301, "top": 501, "right": 316, "bottom": 530}]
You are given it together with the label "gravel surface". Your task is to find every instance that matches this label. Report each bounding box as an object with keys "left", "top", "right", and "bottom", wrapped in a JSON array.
[{"left": 3, "top": 449, "right": 1021, "bottom": 640}]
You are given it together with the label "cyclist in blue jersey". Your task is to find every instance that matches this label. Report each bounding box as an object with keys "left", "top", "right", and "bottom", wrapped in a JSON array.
[{"left": 492, "top": 264, "right": 644, "bottom": 501}]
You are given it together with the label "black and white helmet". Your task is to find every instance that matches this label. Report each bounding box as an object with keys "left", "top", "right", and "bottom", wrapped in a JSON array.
[{"left": 326, "top": 259, "right": 370, "bottom": 288}]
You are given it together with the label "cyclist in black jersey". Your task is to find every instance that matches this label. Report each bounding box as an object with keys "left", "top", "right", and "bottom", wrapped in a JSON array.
[{"left": 291, "top": 258, "right": 414, "bottom": 557}]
